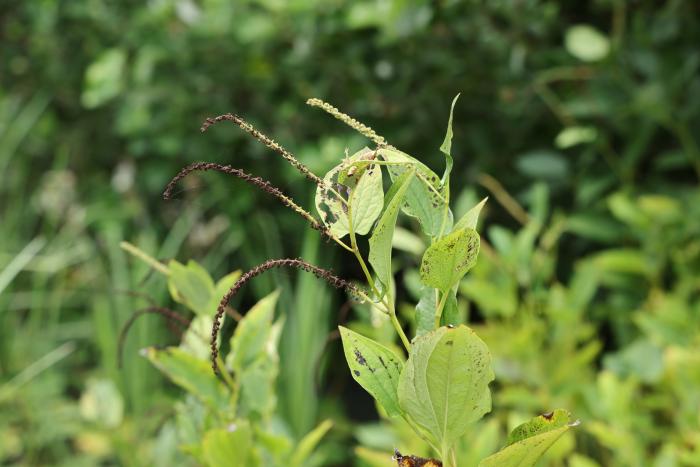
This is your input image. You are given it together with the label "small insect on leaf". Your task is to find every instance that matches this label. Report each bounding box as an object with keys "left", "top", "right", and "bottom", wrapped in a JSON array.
[{"left": 394, "top": 450, "right": 442, "bottom": 467}]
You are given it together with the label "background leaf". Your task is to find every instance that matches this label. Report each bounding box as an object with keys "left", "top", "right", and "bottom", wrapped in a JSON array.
[{"left": 479, "top": 410, "right": 578, "bottom": 467}]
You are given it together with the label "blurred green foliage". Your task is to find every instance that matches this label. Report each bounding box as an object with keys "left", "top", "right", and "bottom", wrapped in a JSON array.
[{"left": 1, "top": 0, "right": 699, "bottom": 465}]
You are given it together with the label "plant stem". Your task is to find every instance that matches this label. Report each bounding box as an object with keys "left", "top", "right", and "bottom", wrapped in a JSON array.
[
  {"left": 401, "top": 415, "right": 441, "bottom": 456},
  {"left": 434, "top": 290, "right": 449, "bottom": 328},
  {"left": 348, "top": 204, "right": 410, "bottom": 352},
  {"left": 119, "top": 241, "right": 171, "bottom": 276},
  {"left": 215, "top": 355, "right": 237, "bottom": 394}
]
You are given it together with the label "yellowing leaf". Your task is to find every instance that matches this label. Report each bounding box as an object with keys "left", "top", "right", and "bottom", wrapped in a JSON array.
[
  {"left": 479, "top": 410, "right": 578, "bottom": 467},
  {"left": 419, "top": 228, "right": 480, "bottom": 293},
  {"left": 315, "top": 147, "right": 384, "bottom": 238}
]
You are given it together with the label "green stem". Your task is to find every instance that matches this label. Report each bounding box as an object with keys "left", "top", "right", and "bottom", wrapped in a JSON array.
[
  {"left": 401, "top": 415, "right": 441, "bottom": 456},
  {"left": 215, "top": 355, "right": 237, "bottom": 394},
  {"left": 119, "top": 241, "right": 171, "bottom": 276},
  {"left": 434, "top": 290, "right": 449, "bottom": 328},
  {"left": 348, "top": 202, "right": 410, "bottom": 352}
]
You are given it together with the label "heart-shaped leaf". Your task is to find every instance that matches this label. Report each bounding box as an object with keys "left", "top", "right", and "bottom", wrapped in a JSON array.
[{"left": 398, "top": 325, "right": 494, "bottom": 447}]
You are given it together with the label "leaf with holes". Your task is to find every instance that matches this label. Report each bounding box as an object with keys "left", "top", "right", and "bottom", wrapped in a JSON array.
[
  {"left": 315, "top": 147, "right": 383, "bottom": 238},
  {"left": 398, "top": 325, "right": 494, "bottom": 447},
  {"left": 339, "top": 326, "right": 405, "bottom": 417},
  {"left": 479, "top": 409, "right": 578, "bottom": 467},
  {"left": 420, "top": 227, "right": 480, "bottom": 293},
  {"left": 369, "top": 169, "right": 415, "bottom": 290},
  {"left": 378, "top": 148, "right": 451, "bottom": 237}
]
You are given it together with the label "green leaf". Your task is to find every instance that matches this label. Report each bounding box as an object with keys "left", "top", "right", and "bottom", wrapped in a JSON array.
[
  {"left": 378, "top": 148, "right": 451, "bottom": 237},
  {"left": 369, "top": 169, "right": 415, "bottom": 290},
  {"left": 454, "top": 197, "right": 488, "bottom": 231},
  {"left": 565, "top": 25, "right": 610, "bottom": 62},
  {"left": 419, "top": 228, "right": 480, "bottom": 293},
  {"left": 81, "top": 48, "right": 127, "bottom": 108},
  {"left": 515, "top": 150, "right": 569, "bottom": 180},
  {"left": 555, "top": 126, "right": 598, "bottom": 149},
  {"left": 202, "top": 423, "right": 257, "bottom": 467},
  {"left": 478, "top": 410, "right": 578, "bottom": 467},
  {"left": 440, "top": 293, "right": 460, "bottom": 327},
  {"left": 227, "top": 292, "right": 282, "bottom": 419},
  {"left": 415, "top": 287, "right": 437, "bottom": 338},
  {"left": 255, "top": 427, "right": 293, "bottom": 464},
  {"left": 143, "top": 347, "right": 230, "bottom": 409},
  {"left": 168, "top": 260, "right": 216, "bottom": 316},
  {"left": 339, "top": 326, "right": 405, "bottom": 417},
  {"left": 315, "top": 147, "right": 384, "bottom": 238},
  {"left": 237, "top": 318, "right": 284, "bottom": 419},
  {"left": 439, "top": 93, "right": 460, "bottom": 185},
  {"left": 180, "top": 314, "right": 216, "bottom": 361},
  {"left": 208, "top": 270, "right": 242, "bottom": 312},
  {"left": 398, "top": 325, "right": 494, "bottom": 447},
  {"left": 228, "top": 291, "right": 279, "bottom": 371},
  {"left": 290, "top": 419, "right": 334, "bottom": 467}
]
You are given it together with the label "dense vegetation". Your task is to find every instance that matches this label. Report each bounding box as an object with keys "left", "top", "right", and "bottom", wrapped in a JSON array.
[{"left": 2, "top": 1, "right": 699, "bottom": 466}]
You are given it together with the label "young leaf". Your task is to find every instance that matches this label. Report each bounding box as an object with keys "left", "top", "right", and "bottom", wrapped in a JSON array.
[
  {"left": 168, "top": 260, "right": 216, "bottom": 316},
  {"left": 478, "top": 410, "right": 578, "bottom": 467},
  {"left": 236, "top": 319, "right": 283, "bottom": 419},
  {"left": 228, "top": 291, "right": 279, "bottom": 371},
  {"left": 208, "top": 270, "right": 242, "bottom": 312},
  {"left": 378, "top": 148, "right": 451, "bottom": 237},
  {"left": 440, "top": 293, "right": 460, "bottom": 327},
  {"left": 315, "top": 147, "right": 384, "bottom": 238},
  {"left": 339, "top": 326, "right": 405, "bottom": 417},
  {"left": 439, "top": 93, "right": 460, "bottom": 186},
  {"left": 290, "top": 419, "right": 334, "bottom": 467},
  {"left": 398, "top": 325, "right": 494, "bottom": 447},
  {"left": 453, "top": 197, "right": 488, "bottom": 231},
  {"left": 202, "top": 423, "right": 257, "bottom": 467},
  {"left": 143, "top": 347, "right": 230, "bottom": 409},
  {"left": 226, "top": 292, "right": 282, "bottom": 419},
  {"left": 369, "top": 169, "right": 416, "bottom": 290},
  {"left": 419, "top": 228, "right": 480, "bottom": 293},
  {"left": 180, "top": 314, "right": 216, "bottom": 361}
]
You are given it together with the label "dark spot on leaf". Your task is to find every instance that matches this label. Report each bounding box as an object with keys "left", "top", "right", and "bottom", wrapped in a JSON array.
[
  {"left": 354, "top": 349, "right": 367, "bottom": 366},
  {"left": 542, "top": 411, "right": 554, "bottom": 421},
  {"left": 354, "top": 370, "right": 360, "bottom": 377},
  {"left": 445, "top": 340, "right": 454, "bottom": 346}
]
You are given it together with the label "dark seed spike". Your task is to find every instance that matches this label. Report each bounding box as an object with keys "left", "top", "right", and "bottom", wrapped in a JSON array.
[
  {"left": 162, "top": 162, "right": 329, "bottom": 238},
  {"left": 211, "top": 258, "right": 364, "bottom": 374},
  {"left": 118, "top": 307, "right": 191, "bottom": 368},
  {"left": 200, "top": 113, "right": 323, "bottom": 186}
]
